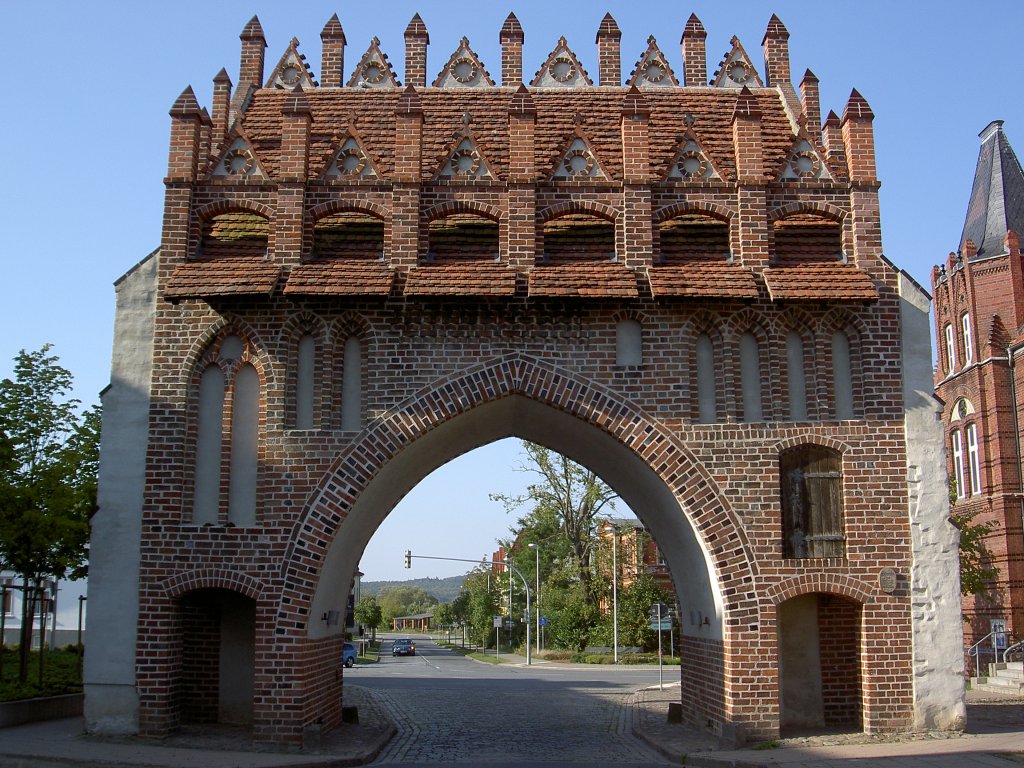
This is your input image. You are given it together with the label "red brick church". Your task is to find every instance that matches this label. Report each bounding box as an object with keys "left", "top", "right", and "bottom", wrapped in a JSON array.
[
  {"left": 932, "top": 120, "right": 1024, "bottom": 654},
  {"left": 86, "top": 11, "right": 966, "bottom": 748}
]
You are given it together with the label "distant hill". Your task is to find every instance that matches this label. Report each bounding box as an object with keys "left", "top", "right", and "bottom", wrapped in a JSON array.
[{"left": 361, "top": 575, "right": 465, "bottom": 604}]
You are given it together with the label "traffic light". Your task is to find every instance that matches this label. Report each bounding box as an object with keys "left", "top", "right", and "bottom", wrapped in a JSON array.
[{"left": 404, "top": 550, "right": 412, "bottom": 569}]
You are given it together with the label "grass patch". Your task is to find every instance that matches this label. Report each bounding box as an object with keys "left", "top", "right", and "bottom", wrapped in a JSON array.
[
  {"left": 0, "top": 648, "right": 83, "bottom": 702},
  {"left": 467, "top": 652, "right": 504, "bottom": 664},
  {"left": 753, "top": 739, "right": 780, "bottom": 750}
]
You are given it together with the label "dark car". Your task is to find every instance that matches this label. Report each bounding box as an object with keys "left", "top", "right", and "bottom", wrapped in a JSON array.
[
  {"left": 392, "top": 638, "right": 416, "bottom": 656},
  {"left": 343, "top": 642, "right": 357, "bottom": 668}
]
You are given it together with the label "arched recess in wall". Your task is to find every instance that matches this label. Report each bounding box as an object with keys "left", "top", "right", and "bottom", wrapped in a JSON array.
[
  {"left": 333, "top": 314, "right": 372, "bottom": 432},
  {"left": 187, "top": 330, "right": 266, "bottom": 526},
  {"left": 821, "top": 310, "right": 867, "bottom": 421},
  {"left": 312, "top": 210, "right": 386, "bottom": 260},
  {"left": 197, "top": 207, "right": 271, "bottom": 260},
  {"left": 655, "top": 210, "right": 731, "bottom": 264},
  {"left": 778, "top": 310, "right": 817, "bottom": 422},
  {"left": 422, "top": 203, "right": 501, "bottom": 264},
  {"left": 613, "top": 310, "right": 644, "bottom": 367},
  {"left": 771, "top": 210, "right": 844, "bottom": 264},
  {"left": 727, "top": 312, "right": 770, "bottom": 423},
  {"left": 688, "top": 313, "right": 725, "bottom": 424},
  {"left": 538, "top": 203, "right": 618, "bottom": 264},
  {"left": 283, "top": 314, "right": 328, "bottom": 430}
]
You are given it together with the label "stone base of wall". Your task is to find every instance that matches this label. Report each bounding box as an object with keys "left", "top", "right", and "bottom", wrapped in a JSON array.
[{"left": 0, "top": 693, "right": 84, "bottom": 729}]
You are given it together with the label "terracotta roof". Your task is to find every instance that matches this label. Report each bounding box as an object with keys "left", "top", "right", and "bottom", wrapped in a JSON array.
[
  {"left": 283, "top": 261, "right": 394, "bottom": 296},
  {"left": 165, "top": 259, "right": 281, "bottom": 299},
  {"left": 528, "top": 264, "right": 639, "bottom": 298},
  {"left": 762, "top": 262, "right": 878, "bottom": 303},
  {"left": 239, "top": 87, "right": 795, "bottom": 182},
  {"left": 648, "top": 262, "right": 758, "bottom": 299},
  {"left": 404, "top": 263, "right": 517, "bottom": 297}
]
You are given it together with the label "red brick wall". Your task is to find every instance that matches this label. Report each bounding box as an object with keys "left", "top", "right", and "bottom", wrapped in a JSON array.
[{"left": 818, "top": 596, "right": 862, "bottom": 728}]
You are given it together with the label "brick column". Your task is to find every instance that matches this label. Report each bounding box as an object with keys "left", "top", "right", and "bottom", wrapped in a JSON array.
[
  {"left": 500, "top": 13, "right": 524, "bottom": 85},
  {"left": 163, "top": 87, "right": 203, "bottom": 268},
  {"left": 277, "top": 88, "right": 311, "bottom": 265},
  {"left": 320, "top": 14, "right": 346, "bottom": 88},
  {"left": 842, "top": 89, "right": 882, "bottom": 271},
  {"left": 506, "top": 85, "right": 536, "bottom": 270},
  {"left": 681, "top": 14, "right": 707, "bottom": 86},
  {"left": 823, "top": 110, "right": 847, "bottom": 173},
  {"left": 239, "top": 15, "right": 267, "bottom": 90},
  {"left": 800, "top": 69, "right": 821, "bottom": 143},
  {"left": 392, "top": 86, "right": 423, "bottom": 269},
  {"left": 404, "top": 14, "right": 429, "bottom": 88},
  {"left": 211, "top": 68, "right": 232, "bottom": 150},
  {"left": 596, "top": 13, "right": 621, "bottom": 87},
  {"left": 621, "top": 87, "right": 652, "bottom": 269},
  {"left": 761, "top": 14, "right": 790, "bottom": 87}
]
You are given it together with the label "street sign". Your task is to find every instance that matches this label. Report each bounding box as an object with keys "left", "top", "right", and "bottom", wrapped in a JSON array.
[
  {"left": 493, "top": 616, "right": 503, "bottom": 628},
  {"left": 539, "top": 617, "right": 549, "bottom": 626},
  {"left": 649, "top": 621, "right": 673, "bottom": 631}
]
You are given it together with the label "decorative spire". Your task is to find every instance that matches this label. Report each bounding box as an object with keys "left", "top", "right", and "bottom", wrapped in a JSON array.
[
  {"left": 960, "top": 121, "right": 1024, "bottom": 260},
  {"left": 681, "top": 13, "right": 706, "bottom": 41},
  {"left": 321, "top": 13, "right": 346, "bottom": 43},
  {"left": 169, "top": 86, "right": 202, "bottom": 118},
  {"left": 762, "top": 14, "right": 789, "bottom": 43},
  {"left": 596, "top": 12, "right": 621, "bottom": 41},
  {"left": 731, "top": 86, "right": 761, "bottom": 121},
  {"left": 240, "top": 15, "right": 265, "bottom": 41},
  {"left": 842, "top": 88, "right": 874, "bottom": 122},
  {"left": 500, "top": 12, "right": 524, "bottom": 41}
]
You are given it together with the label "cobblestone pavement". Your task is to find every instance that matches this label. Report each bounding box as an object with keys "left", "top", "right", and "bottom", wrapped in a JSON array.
[{"left": 367, "top": 664, "right": 669, "bottom": 764}]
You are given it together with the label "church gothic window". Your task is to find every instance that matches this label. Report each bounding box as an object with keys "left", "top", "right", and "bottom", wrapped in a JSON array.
[
  {"left": 944, "top": 323, "right": 955, "bottom": 372},
  {"left": 781, "top": 445, "right": 845, "bottom": 558},
  {"left": 951, "top": 429, "right": 965, "bottom": 499},
  {"left": 966, "top": 423, "right": 981, "bottom": 496}
]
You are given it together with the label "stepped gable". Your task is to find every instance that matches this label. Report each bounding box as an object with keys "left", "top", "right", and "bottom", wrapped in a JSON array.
[
  {"left": 238, "top": 85, "right": 796, "bottom": 184},
  {"left": 961, "top": 120, "right": 1024, "bottom": 260}
]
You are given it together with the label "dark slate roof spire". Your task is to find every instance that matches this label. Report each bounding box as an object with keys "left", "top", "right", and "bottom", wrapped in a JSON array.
[{"left": 961, "top": 120, "right": 1024, "bottom": 260}]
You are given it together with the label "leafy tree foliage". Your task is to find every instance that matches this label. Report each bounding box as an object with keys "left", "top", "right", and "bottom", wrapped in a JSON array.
[
  {"left": 0, "top": 346, "right": 98, "bottom": 680},
  {"left": 948, "top": 477, "right": 999, "bottom": 598},
  {"left": 492, "top": 443, "right": 616, "bottom": 605},
  {"left": 353, "top": 596, "right": 383, "bottom": 640},
  {"left": 375, "top": 584, "right": 438, "bottom": 626}
]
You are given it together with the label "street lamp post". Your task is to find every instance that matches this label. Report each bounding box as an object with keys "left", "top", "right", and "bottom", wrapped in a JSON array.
[
  {"left": 603, "top": 523, "right": 619, "bottom": 664},
  {"left": 528, "top": 543, "right": 540, "bottom": 656}
]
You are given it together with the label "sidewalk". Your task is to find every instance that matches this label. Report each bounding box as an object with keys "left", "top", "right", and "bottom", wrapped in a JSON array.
[{"left": 0, "top": 667, "right": 1021, "bottom": 767}]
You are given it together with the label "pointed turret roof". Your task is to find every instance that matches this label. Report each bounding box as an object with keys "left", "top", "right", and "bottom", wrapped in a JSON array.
[{"left": 961, "top": 121, "right": 1024, "bottom": 260}]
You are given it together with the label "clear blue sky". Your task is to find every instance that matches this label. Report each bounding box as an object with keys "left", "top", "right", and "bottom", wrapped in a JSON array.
[{"left": 2, "top": 2, "right": 1023, "bottom": 586}]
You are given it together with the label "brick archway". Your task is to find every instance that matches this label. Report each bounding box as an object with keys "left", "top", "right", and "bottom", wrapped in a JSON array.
[{"left": 283, "top": 354, "right": 759, "bottom": 739}]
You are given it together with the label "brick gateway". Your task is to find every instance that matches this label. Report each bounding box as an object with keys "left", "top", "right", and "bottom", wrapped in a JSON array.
[{"left": 86, "top": 11, "right": 965, "bottom": 747}]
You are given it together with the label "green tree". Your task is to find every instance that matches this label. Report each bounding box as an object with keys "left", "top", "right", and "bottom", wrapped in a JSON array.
[
  {"left": 459, "top": 568, "right": 498, "bottom": 647},
  {"left": 616, "top": 573, "right": 669, "bottom": 649},
  {"left": 492, "top": 442, "right": 616, "bottom": 606},
  {"left": 376, "top": 584, "right": 439, "bottom": 626},
  {"left": 354, "top": 596, "right": 383, "bottom": 641},
  {"left": 948, "top": 477, "right": 999, "bottom": 598},
  {"left": 0, "top": 346, "right": 98, "bottom": 681},
  {"left": 433, "top": 602, "right": 456, "bottom": 640}
]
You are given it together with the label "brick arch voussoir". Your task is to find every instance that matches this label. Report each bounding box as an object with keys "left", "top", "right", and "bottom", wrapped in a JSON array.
[
  {"left": 280, "top": 311, "right": 328, "bottom": 346},
  {"left": 331, "top": 311, "right": 375, "bottom": 347},
  {"left": 539, "top": 200, "right": 620, "bottom": 224},
  {"left": 611, "top": 308, "right": 651, "bottom": 325},
  {"left": 161, "top": 568, "right": 265, "bottom": 602},
  {"left": 819, "top": 307, "right": 869, "bottom": 341},
  {"left": 654, "top": 201, "right": 733, "bottom": 224},
  {"left": 768, "top": 201, "right": 848, "bottom": 224},
  {"left": 420, "top": 200, "right": 503, "bottom": 224},
  {"left": 308, "top": 199, "right": 390, "bottom": 223},
  {"left": 765, "top": 572, "right": 874, "bottom": 608},
  {"left": 724, "top": 307, "right": 772, "bottom": 344},
  {"left": 285, "top": 355, "right": 759, "bottom": 610},
  {"left": 195, "top": 198, "right": 274, "bottom": 223},
  {"left": 775, "top": 434, "right": 851, "bottom": 455}
]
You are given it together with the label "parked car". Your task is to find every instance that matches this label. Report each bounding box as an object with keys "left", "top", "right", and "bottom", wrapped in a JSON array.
[
  {"left": 392, "top": 638, "right": 416, "bottom": 656},
  {"left": 343, "top": 642, "right": 357, "bottom": 668}
]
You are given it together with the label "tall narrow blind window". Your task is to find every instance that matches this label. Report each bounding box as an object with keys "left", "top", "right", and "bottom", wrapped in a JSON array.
[
  {"left": 228, "top": 364, "right": 259, "bottom": 527},
  {"left": 696, "top": 334, "right": 716, "bottom": 423},
  {"left": 832, "top": 331, "right": 854, "bottom": 420},
  {"left": 295, "top": 334, "right": 316, "bottom": 429},
  {"left": 739, "top": 333, "right": 763, "bottom": 422},
  {"left": 786, "top": 331, "right": 808, "bottom": 421},
  {"left": 341, "top": 336, "right": 362, "bottom": 432},
  {"left": 193, "top": 366, "right": 225, "bottom": 524}
]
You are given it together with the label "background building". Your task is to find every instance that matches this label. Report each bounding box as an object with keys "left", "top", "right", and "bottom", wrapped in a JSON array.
[{"left": 932, "top": 121, "right": 1024, "bottom": 656}]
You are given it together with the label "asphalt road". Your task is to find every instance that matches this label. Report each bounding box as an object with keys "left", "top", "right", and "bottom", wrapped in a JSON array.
[{"left": 358, "top": 635, "right": 673, "bottom": 767}]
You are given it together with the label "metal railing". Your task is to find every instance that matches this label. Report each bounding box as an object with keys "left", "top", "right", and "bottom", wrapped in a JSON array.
[
  {"left": 1003, "top": 638, "right": 1024, "bottom": 664},
  {"left": 968, "top": 630, "right": 1005, "bottom": 679}
]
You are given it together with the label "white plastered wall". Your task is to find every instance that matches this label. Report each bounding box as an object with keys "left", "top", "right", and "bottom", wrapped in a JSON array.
[
  {"left": 84, "top": 251, "right": 158, "bottom": 735},
  {"left": 900, "top": 271, "right": 966, "bottom": 731}
]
